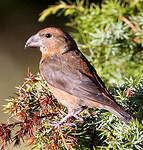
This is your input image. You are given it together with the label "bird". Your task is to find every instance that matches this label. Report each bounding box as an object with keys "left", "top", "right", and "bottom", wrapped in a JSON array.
[{"left": 25, "top": 27, "right": 131, "bottom": 126}]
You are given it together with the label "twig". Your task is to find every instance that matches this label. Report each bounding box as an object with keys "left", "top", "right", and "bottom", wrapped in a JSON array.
[{"left": 119, "top": 16, "right": 138, "bottom": 32}]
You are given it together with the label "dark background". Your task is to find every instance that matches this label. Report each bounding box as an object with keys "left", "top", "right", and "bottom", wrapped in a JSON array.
[
  {"left": 0, "top": 0, "right": 98, "bottom": 130},
  {"left": 0, "top": 0, "right": 70, "bottom": 123}
]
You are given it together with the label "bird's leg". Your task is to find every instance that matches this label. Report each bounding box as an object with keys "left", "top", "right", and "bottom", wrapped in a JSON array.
[
  {"left": 49, "top": 107, "right": 84, "bottom": 128},
  {"left": 73, "top": 108, "right": 84, "bottom": 122},
  {"left": 63, "top": 108, "right": 84, "bottom": 127},
  {"left": 48, "top": 113, "right": 74, "bottom": 128}
]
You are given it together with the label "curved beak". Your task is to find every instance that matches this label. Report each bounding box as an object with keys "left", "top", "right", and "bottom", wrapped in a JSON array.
[{"left": 25, "top": 34, "right": 41, "bottom": 49}]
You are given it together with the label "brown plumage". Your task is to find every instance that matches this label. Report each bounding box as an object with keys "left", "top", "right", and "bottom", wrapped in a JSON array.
[{"left": 25, "top": 27, "right": 131, "bottom": 126}]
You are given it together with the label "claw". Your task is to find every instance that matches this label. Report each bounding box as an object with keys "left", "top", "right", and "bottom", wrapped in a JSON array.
[
  {"left": 48, "top": 108, "right": 84, "bottom": 128},
  {"left": 48, "top": 122, "right": 61, "bottom": 128},
  {"left": 73, "top": 114, "right": 83, "bottom": 122},
  {"left": 63, "top": 123, "right": 76, "bottom": 127}
]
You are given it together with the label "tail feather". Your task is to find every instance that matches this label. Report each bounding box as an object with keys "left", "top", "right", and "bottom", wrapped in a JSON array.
[{"left": 105, "top": 102, "right": 131, "bottom": 123}]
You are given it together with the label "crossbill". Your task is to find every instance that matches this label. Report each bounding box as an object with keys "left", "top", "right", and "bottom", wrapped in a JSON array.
[{"left": 25, "top": 27, "right": 131, "bottom": 126}]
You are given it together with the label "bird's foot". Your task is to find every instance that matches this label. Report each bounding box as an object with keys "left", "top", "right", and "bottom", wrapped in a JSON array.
[
  {"left": 48, "top": 122, "right": 61, "bottom": 128},
  {"left": 63, "top": 122, "right": 76, "bottom": 127},
  {"left": 73, "top": 114, "right": 84, "bottom": 122},
  {"left": 48, "top": 122, "right": 77, "bottom": 128},
  {"left": 48, "top": 108, "right": 84, "bottom": 128},
  {"left": 48, "top": 113, "right": 72, "bottom": 128},
  {"left": 48, "top": 115, "right": 83, "bottom": 128}
]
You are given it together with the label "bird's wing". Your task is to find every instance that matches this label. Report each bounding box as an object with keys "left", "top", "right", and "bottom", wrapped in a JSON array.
[{"left": 39, "top": 51, "right": 115, "bottom": 106}]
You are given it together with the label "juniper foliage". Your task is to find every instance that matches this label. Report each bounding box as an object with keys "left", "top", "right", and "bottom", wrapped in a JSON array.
[
  {"left": 0, "top": 0, "right": 143, "bottom": 149},
  {"left": 0, "top": 73, "right": 143, "bottom": 150},
  {"left": 39, "top": 0, "right": 143, "bottom": 85}
]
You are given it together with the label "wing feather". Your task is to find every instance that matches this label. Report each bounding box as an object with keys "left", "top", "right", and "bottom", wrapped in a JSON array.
[
  {"left": 40, "top": 51, "right": 113, "bottom": 106},
  {"left": 40, "top": 51, "right": 116, "bottom": 106}
]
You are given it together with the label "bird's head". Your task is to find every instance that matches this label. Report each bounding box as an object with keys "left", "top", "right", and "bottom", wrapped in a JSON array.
[{"left": 25, "top": 27, "right": 77, "bottom": 58}]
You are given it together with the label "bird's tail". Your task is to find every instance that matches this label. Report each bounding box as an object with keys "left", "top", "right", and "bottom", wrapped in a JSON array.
[{"left": 105, "top": 102, "right": 131, "bottom": 123}]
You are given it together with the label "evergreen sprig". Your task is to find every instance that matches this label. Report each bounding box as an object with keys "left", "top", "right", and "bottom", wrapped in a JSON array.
[
  {"left": 39, "top": 0, "right": 143, "bottom": 85},
  {"left": 1, "top": 0, "right": 143, "bottom": 149},
  {"left": 0, "top": 73, "right": 143, "bottom": 150}
]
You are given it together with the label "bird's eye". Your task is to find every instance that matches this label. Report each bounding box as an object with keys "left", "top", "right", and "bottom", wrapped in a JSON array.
[{"left": 45, "top": 33, "right": 52, "bottom": 38}]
